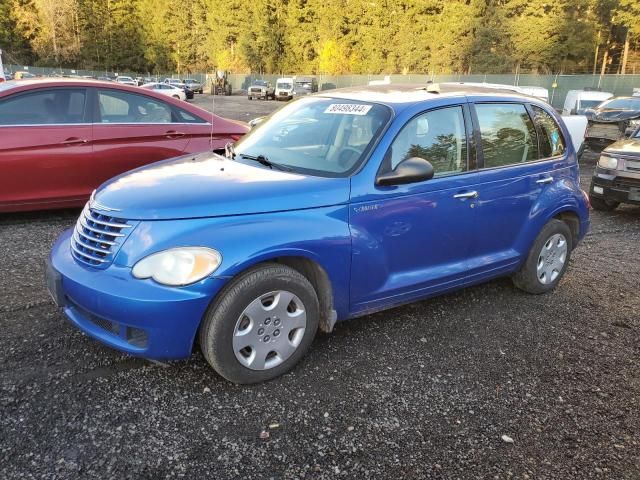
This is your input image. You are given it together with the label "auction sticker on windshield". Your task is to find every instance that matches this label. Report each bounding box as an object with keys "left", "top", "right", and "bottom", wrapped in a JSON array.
[{"left": 324, "top": 104, "right": 372, "bottom": 115}]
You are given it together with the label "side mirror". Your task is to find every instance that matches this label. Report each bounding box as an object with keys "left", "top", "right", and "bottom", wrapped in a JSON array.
[{"left": 376, "top": 157, "right": 434, "bottom": 186}]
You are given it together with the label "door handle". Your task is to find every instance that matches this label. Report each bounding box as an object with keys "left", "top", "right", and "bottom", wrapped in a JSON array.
[
  {"left": 536, "top": 176, "right": 554, "bottom": 185},
  {"left": 61, "top": 137, "right": 88, "bottom": 145},
  {"left": 165, "top": 130, "right": 185, "bottom": 139},
  {"left": 453, "top": 190, "right": 479, "bottom": 199}
]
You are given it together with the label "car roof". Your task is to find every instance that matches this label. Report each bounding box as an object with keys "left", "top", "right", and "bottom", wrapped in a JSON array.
[{"left": 316, "top": 82, "right": 543, "bottom": 110}]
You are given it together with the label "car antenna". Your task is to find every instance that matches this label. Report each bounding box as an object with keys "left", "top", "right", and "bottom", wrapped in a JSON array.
[{"left": 210, "top": 81, "right": 215, "bottom": 151}]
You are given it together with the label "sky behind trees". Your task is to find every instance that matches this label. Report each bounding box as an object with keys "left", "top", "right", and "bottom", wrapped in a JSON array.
[{"left": 1, "top": 0, "right": 639, "bottom": 75}]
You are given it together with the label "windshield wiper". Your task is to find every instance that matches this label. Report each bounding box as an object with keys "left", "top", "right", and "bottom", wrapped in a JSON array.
[{"left": 239, "top": 153, "right": 293, "bottom": 172}]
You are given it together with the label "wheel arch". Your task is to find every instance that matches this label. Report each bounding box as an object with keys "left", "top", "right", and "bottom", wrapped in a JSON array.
[
  {"left": 553, "top": 209, "right": 580, "bottom": 248},
  {"left": 215, "top": 252, "right": 339, "bottom": 333}
]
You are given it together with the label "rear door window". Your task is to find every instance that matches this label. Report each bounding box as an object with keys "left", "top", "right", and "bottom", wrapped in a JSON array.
[
  {"left": 531, "top": 106, "right": 565, "bottom": 158},
  {"left": 97, "top": 89, "right": 173, "bottom": 123},
  {"left": 475, "top": 103, "right": 538, "bottom": 168},
  {"left": 0, "top": 88, "right": 87, "bottom": 125}
]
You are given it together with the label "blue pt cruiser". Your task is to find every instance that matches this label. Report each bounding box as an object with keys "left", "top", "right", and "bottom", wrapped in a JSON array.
[{"left": 47, "top": 84, "right": 590, "bottom": 383}]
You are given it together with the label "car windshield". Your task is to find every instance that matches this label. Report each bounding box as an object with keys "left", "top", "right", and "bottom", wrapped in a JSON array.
[
  {"left": 119, "top": 77, "right": 133, "bottom": 81},
  {"left": 296, "top": 82, "right": 313, "bottom": 90},
  {"left": 597, "top": 98, "right": 640, "bottom": 110},
  {"left": 233, "top": 97, "right": 391, "bottom": 177},
  {"left": 253, "top": 81, "right": 268, "bottom": 87},
  {"left": 277, "top": 82, "right": 292, "bottom": 89},
  {"left": 579, "top": 99, "right": 605, "bottom": 110}
]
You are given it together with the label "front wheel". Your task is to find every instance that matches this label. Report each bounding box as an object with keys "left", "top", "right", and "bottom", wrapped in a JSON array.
[
  {"left": 512, "top": 219, "right": 573, "bottom": 294},
  {"left": 199, "top": 264, "right": 319, "bottom": 384}
]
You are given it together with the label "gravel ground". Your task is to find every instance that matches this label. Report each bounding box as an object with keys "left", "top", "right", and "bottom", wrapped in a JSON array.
[
  {"left": 191, "top": 93, "right": 283, "bottom": 121},
  {"left": 1, "top": 102, "right": 638, "bottom": 479}
]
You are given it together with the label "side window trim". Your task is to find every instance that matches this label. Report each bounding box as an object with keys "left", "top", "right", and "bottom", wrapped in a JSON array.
[
  {"left": 470, "top": 101, "right": 544, "bottom": 171},
  {"left": 524, "top": 103, "right": 544, "bottom": 160},
  {"left": 378, "top": 102, "right": 473, "bottom": 179}
]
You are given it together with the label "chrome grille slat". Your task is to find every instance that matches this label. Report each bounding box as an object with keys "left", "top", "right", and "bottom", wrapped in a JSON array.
[
  {"left": 79, "top": 216, "right": 124, "bottom": 238},
  {"left": 71, "top": 203, "right": 132, "bottom": 268},
  {"left": 73, "top": 231, "right": 112, "bottom": 255},
  {"left": 71, "top": 242, "right": 108, "bottom": 263}
]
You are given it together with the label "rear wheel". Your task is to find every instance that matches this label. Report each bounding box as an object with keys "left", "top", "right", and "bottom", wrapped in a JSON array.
[
  {"left": 513, "top": 219, "right": 573, "bottom": 294},
  {"left": 199, "top": 264, "right": 319, "bottom": 384},
  {"left": 590, "top": 195, "right": 619, "bottom": 211}
]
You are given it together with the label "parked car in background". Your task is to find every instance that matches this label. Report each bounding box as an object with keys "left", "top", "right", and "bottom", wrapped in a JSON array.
[
  {"left": 275, "top": 77, "right": 294, "bottom": 100},
  {"left": 589, "top": 126, "right": 640, "bottom": 211},
  {"left": 14, "top": 71, "right": 37, "bottom": 80},
  {"left": 163, "top": 78, "right": 193, "bottom": 100},
  {"left": 141, "top": 82, "right": 187, "bottom": 101},
  {"left": 164, "top": 78, "right": 185, "bottom": 88},
  {"left": 116, "top": 76, "right": 137, "bottom": 86},
  {"left": 97, "top": 76, "right": 113, "bottom": 82},
  {"left": 248, "top": 80, "right": 275, "bottom": 100},
  {"left": 583, "top": 96, "right": 640, "bottom": 151},
  {"left": 183, "top": 79, "right": 203, "bottom": 94},
  {"left": 0, "top": 78, "right": 248, "bottom": 212},
  {"left": 562, "top": 89, "right": 613, "bottom": 115},
  {"left": 46, "top": 83, "right": 589, "bottom": 384},
  {"left": 293, "top": 76, "right": 318, "bottom": 96}
]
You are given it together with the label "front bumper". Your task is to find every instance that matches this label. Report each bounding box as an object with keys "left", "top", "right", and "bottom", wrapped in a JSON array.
[
  {"left": 590, "top": 167, "right": 640, "bottom": 205},
  {"left": 47, "top": 230, "right": 226, "bottom": 359}
]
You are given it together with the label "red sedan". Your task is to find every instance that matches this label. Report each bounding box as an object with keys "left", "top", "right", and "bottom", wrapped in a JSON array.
[{"left": 0, "top": 79, "right": 249, "bottom": 212}]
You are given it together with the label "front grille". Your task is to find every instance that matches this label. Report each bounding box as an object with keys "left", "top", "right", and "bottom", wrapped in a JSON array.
[
  {"left": 250, "top": 88, "right": 263, "bottom": 94},
  {"left": 71, "top": 204, "right": 132, "bottom": 268},
  {"left": 586, "top": 122, "right": 624, "bottom": 140},
  {"left": 613, "top": 177, "right": 640, "bottom": 189},
  {"left": 625, "top": 160, "right": 640, "bottom": 172}
]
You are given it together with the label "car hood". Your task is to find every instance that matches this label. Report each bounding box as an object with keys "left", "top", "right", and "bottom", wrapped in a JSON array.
[
  {"left": 92, "top": 152, "right": 350, "bottom": 220},
  {"left": 604, "top": 137, "right": 640, "bottom": 156},
  {"left": 587, "top": 108, "right": 640, "bottom": 122}
]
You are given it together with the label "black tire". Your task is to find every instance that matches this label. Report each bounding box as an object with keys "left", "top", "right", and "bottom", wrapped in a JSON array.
[
  {"left": 198, "top": 263, "right": 319, "bottom": 384},
  {"left": 512, "top": 219, "right": 573, "bottom": 294},
  {"left": 590, "top": 195, "right": 619, "bottom": 211},
  {"left": 248, "top": 96, "right": 252, "bottom": 100}
]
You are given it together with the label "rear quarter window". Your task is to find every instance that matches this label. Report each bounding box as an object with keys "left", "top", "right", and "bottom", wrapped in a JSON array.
[{"left": 532, "top": 106, "right": 565, "bottom": 158}]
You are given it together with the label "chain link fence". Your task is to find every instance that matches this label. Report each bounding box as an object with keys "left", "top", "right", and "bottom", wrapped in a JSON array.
[{"left": 4, "top": 64, "right": 640, "bottom": 109}]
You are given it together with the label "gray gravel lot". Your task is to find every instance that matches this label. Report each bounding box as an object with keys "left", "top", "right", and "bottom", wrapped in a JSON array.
[
  {"left": 1, "top": 97, "right": 639, "bottom": 479},
  {"left": 192, "top": 93, "right": 283, "bottom": 121}
]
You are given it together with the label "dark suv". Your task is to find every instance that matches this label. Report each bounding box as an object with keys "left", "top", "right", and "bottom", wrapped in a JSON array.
[{"left": 589, "top": 126, "right": 640, "bottom": 210}]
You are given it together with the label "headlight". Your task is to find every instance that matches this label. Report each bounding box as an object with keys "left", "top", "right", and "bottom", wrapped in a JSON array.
[
  {"left": 629, "top": 119, "right": 640, "bottom": 129},
  {"left": 132, "top": 247, "right": 222, "bottom": 286},
  {"left": 598, "top": 155, "right": 618, "bottom": 170}
]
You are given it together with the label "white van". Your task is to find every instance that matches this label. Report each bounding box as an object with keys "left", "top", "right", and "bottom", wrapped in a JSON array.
[
  {"left": 275, "top": 77, "right": 294, "bottom": 101},
  {"left": 562, "top": 90, "right": 613, "bottom": 115}
]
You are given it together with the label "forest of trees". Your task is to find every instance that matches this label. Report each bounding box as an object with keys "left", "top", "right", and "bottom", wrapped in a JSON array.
[{"left": 1, "top": 0, "right": 639, "bottom": 76}]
